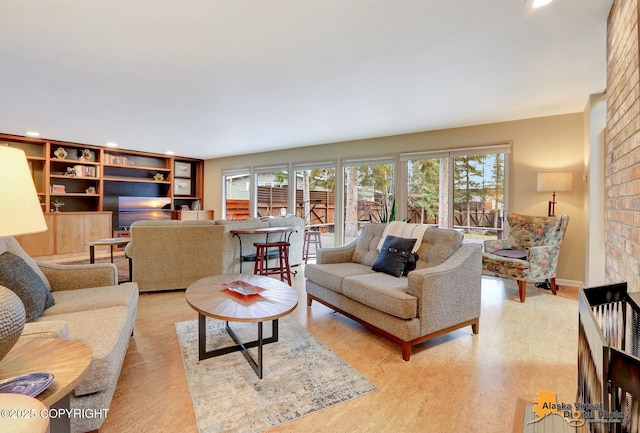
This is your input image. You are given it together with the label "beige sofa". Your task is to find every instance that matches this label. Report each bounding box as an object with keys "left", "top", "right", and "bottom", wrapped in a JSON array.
[
  {"left": 305, "top": 223, "right": 482, "bottom": 361},
  {"left": 1, "top": 236, "right": 138, "bottom": 433},
  {"left": 125, "top": 215, "right": 305, "bottom": 292}
]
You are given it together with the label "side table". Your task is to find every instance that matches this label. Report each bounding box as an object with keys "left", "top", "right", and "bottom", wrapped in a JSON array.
[{"left": 0, "top": 338, "right": 92, "bottom": 433}]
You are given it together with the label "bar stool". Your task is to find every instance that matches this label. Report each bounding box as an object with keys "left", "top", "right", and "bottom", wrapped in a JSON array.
[
  {"left": 303, "top": 230, "right": 322, "bottom": 263},
  {"left": 253, "top": 242, "right": 292, "bottom": 285}
]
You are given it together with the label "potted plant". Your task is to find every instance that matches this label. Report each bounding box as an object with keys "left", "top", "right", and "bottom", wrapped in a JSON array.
[{"left": 51, "top": 198, "right": 64, "bottom": 212}]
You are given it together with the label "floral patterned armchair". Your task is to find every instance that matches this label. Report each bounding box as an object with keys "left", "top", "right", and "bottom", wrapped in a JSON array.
[{"left": 482, "top": 212, "right": 569, "bottom": 302}]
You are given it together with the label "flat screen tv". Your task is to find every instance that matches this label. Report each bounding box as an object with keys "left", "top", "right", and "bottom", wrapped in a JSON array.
[{"left": 118, "top": 196, "right": 171, "bottom": 228}]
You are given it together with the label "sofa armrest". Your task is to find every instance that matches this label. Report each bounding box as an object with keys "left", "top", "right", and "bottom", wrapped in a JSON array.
[
  {"left": 19, "top": 320, "right": 70, "bottom": 341},
  {"left": 37, "top": 261, "right": 117, "bottom": 291},
  {"left": 316, "top": 240, "right": 357, "bottom": 264},
  {"left": 407, "top": 243, "right": 482, "bottom": 334}
]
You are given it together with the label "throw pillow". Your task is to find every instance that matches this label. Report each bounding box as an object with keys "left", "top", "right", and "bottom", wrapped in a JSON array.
[
  {"left": 0, "top": 252, "right": 55, "bottom": 322},
  {"left": 372, "top": 235, "right": 417, "bottom": 278}
]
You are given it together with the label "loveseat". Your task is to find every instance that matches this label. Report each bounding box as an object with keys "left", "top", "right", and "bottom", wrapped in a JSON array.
[
  {"left": 125, "top": 215, "right": 305, "bottom": 292},
  {"left": 305, "top": 223, "right": 482, "bottom": 361},
  {"left": 0, "top": 236, "right": 138, "bottom": 433}
]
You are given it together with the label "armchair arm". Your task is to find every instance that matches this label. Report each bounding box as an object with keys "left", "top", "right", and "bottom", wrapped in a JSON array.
[
  {"left": 483, "top": 239, "right": 510, "bottom": 253},
  {"left": 316, "top": 239, "right": 357, "bottom": 264},
  {"left": 526, "top": 245, "right": 557, "bottom": 279},
  {"left": 407, "top": 243, "right": 482, "bottom": 335},
  {"left": 37, "top": 261, "right": 117, "bottom": 291}
]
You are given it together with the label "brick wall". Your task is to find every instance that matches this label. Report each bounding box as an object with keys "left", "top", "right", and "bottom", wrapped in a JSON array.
[{"left": 606, "top": 0, "right": 640, "bottom": 290}]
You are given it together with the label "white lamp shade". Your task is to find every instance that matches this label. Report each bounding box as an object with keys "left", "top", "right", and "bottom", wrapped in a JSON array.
[
  {"left": 537, "top": 172, "right": 573, "bottom": 193},
  {"left": 0, "top": 147, "right": 47, "bottom": 236}
]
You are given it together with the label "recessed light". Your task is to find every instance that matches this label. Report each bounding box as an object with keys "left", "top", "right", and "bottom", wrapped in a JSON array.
[
  {"left": 165, "top": 150, "right": 175, "bottom": 155},
  {"left": 106, "top": 142, "right": 118, "bottom": 148},
  {"left": 25, "top": 131, "right": 40, "bottom": 137},
  {"left": 531, "top": 0, "right": 553, "bottom": 8}
]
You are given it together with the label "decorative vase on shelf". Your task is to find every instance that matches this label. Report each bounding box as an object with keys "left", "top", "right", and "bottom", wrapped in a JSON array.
[
  {"left": 52, "top": 200, "right": 64, "bottom": 212},
  {"left": 0, "top": 286, "right": 26, "bottom": 361}
]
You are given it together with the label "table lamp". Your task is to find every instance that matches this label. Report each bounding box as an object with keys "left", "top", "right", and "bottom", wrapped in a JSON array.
[
  {"left": 0, "top": 145, "right": 48, "bottom": 361},
  {"left": 537, "top": 172, "right": 572, "bottom": 217}
]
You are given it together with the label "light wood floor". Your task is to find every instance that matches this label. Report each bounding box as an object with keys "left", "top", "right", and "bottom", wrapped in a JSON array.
[{"left": 97, "top": 269, "right": 579, "bottom": 433}]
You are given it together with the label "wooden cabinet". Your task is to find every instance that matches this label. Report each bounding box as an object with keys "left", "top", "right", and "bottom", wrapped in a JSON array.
[
  {"left": 171, "top": 210, "right": 214, "bottom": 221},
  {"left": 15, "top": 212, "right": 111, "bottom": 257}
]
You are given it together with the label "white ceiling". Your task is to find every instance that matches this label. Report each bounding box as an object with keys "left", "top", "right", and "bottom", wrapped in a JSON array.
[{"left": 0, "top": 0, "right": 611, "bottom": 160}]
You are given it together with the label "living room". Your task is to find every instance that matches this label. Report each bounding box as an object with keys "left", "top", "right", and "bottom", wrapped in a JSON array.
[{"left": 2, "top": 0, "right": 638, "bottom": 432}]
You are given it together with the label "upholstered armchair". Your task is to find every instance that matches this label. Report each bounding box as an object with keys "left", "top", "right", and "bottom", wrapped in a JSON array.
[{"left": 482, "top": 212, "right": 569, "bottom": 302}]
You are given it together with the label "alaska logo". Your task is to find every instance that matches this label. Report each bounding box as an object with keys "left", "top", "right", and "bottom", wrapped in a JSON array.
[{"left": 528, "top": 390, "right": 584, "bottom": 427}]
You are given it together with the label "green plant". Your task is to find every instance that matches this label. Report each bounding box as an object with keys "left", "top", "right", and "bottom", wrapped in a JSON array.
[{"left": 370, "top": 199, "right": 397, "bottom": 223}]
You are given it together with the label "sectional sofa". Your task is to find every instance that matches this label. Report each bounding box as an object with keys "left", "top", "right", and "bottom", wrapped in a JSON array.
[
  {"left": 125, "top": 215, "right": 305, "bottom": 292},
  {"left": 0, "top": 236, "right": 138, "bottom": 433}
]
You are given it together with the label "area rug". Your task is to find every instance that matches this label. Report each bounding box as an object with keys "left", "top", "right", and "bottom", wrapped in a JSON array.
[{"left": 175, "top": 316, "right": 377, "bottom": 433}]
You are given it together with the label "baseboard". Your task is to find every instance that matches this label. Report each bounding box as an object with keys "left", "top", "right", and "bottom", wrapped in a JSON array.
[{"left": 556, "top": 279, "right": 583, "bottom": 289}]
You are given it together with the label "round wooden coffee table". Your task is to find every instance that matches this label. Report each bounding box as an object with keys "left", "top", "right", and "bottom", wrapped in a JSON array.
[{"left": 185, "top": 274, "right": 298, "bottom": 378}]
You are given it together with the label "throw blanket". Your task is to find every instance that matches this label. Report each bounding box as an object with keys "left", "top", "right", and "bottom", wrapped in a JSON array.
[{"left": 377, "top": 221, "right": 429, "bottom": 253}]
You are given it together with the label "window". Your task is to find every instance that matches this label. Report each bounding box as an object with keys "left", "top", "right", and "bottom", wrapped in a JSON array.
[
  {"left": 343, "top": 159, "right": 395, "bottom": 244},
  {"left": 295, "top": 163, "right": 336, "bottom": 248},
  {"left": 255, "top": 166, "right": 289, "bottom": 217},
  {"left": 402, "top": 144, "right": 509, "bottom": 240},
  {"left": 223, "top": 169, "right": 250, "bottom": 220}
]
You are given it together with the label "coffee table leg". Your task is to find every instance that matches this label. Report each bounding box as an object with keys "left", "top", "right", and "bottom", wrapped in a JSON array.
[
  {"left": 197, "top": 315, "right": 279, "bottom": 379},
  {"left": 49, "top": 393, "right": 71, "bottom": 433}
]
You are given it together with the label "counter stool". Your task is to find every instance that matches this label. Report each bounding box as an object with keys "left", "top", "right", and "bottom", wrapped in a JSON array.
[
  {"left": 303, "top": 230, "right": 322, "bottom": 263},
  {"left": 253, "top": 242, "right": 292, "bottom": 285}
]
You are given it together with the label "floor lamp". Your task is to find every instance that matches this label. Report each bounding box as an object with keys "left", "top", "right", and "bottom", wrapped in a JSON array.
[
  {"left": 536, "top": 172, "right": 573, "bottom": 217},
  {"left": 0, "top": 146, "right": 48, "bottom": 361}
]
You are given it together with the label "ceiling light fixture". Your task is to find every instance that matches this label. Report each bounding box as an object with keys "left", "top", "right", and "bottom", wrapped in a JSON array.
[
  {"left": 531, "top": 0, "right": 553, "bottom": 8},
  {"left": 25, "top": 131, "right": 40, "bottom": 137},
  {"left": 165, "top": 150, "right": 175, "bottom": 155},
  {"left": 105, "top": 142, "right": 118, "bottom": 148}
]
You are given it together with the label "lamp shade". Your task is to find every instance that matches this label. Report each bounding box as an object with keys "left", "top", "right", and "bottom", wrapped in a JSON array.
[
  {"left": 0, "top": 146, "right": 47, "bottom": 237},
  {"left": 537, "top": 172, "right": 573, "bottom": 193}
]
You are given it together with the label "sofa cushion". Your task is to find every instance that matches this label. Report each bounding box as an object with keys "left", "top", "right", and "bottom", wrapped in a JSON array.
[
  {"left": 39, "top": 305, "right": 134, "bottom": 396},
  {"left": 352, "top": 223, "right": 387, "bottom": 266},
  {"left": 342, "top": 273, "right": 417, "bottom": 319},
  {"left": 304, "top": 263, "right": 374, "bottom": 294},
  {"left": 372, "top": 235, "right": 417, "bottom": 277},
  {"left": 415, "top": 228, "right": 464, "bottom": 269},
  {"left": 0, "top": 252, "right": 55, "bottom": 322}
]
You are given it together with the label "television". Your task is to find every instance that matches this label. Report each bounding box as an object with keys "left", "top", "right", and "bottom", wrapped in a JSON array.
[{"left": 118, "top": 196, "right": 171, "bottom": 228}]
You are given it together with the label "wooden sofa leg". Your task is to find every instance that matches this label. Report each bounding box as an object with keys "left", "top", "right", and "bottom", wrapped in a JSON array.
[
  {"left": 401, "top": 341, "right": 411, "bottom": 362},
  {"left": 518, "top": 280, "right": 527, "bottom": 303},
  {"left": 550, "top": 278, "right": 557, "bottom": 295},
  {"left": 471, "top": 318, "right": 479, "bottom": 334},
  {"left": 306, "top": 294, "right": 313, "bottom": 307}
]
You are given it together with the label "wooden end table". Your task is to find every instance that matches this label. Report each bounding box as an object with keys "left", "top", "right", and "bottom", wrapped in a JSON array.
[
  {"left": 0, "top": 339, "right": 92, "bottom": 433},
  {"left": 185, "top": 274, "right": 298, "bottom": 379}
]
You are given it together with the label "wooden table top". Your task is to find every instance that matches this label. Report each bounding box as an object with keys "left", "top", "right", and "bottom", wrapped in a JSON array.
[
  {"left": 0, "top": 339, "right": 92, "bottom": 408},
  {"left": 0, "top": 393, "right": 49, "bottom": 433},
  {"left": 185, "top": 274, "right": 298, "bottom": 323},
  {"left": 86, "top": 237, "right": 131, "bottom": 246},
  {"left": 229, "top": 226, "right": 297, "bottom": 235}
]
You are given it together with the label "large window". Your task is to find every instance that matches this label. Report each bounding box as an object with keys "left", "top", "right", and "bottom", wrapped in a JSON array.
[
  {"left": 402, "top": 144, "right": 509, "bottom": 240},
  {"left": 255, "top": 166, "right": 289, "bottom": 217},
  {"left": 295, "top": 163, "right": 336, "bottom": 248},
  {"left": 343, "top": 159, "right": 395, "bottom": 244},
  {"left": 223, "top": 169, "right": 250, "bottom": 220}
]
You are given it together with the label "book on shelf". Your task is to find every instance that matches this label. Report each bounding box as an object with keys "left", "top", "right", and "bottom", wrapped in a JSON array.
[
  {"left": 51, "top": 184, "right": 66, "bottom": 193},
  {"left": 73, "top": 165, "right": 98, "bottom": 177}
]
